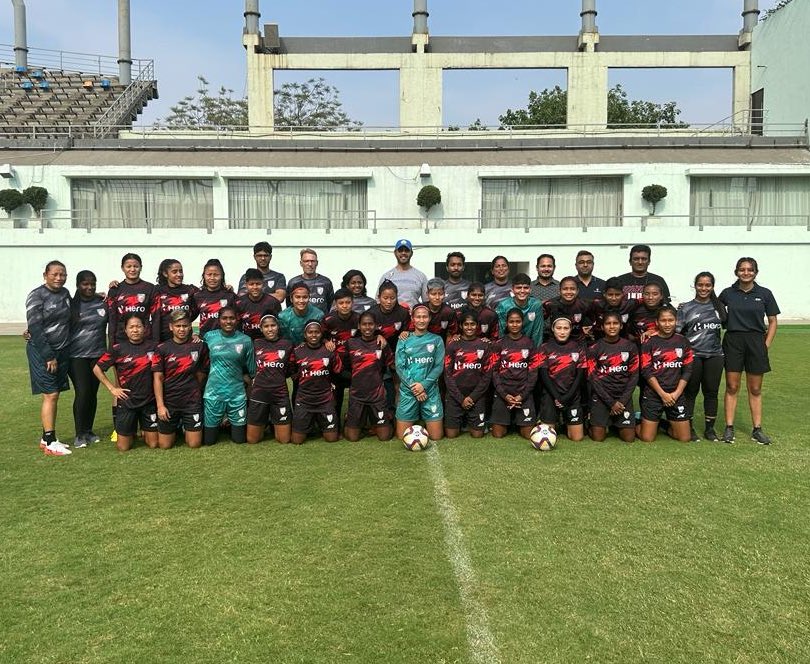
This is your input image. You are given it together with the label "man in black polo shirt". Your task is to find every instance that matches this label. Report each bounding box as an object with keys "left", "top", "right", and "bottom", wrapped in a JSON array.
[
  {"left": 572, "top": 249, "right": 606, "bottom": 302},
  {"left": 614, "top": 244, "right": 670, "bottom": 302}
]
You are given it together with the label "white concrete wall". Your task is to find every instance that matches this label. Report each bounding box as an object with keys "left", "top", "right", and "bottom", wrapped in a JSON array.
[
  {"left": 752, "top": 2, "right": 810, "bottom": 132},
  {"left": 2, "top": 159, "right": 809, "bottom": 322}
]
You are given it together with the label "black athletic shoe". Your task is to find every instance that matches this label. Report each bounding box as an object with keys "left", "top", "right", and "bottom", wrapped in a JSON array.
[
  {"left": 689, "top": 426, "right": 700, "bottom": 442},
  {"left": 703, "top": 427, "right": 720, "bottom": 442},
  {"left": 721, "top": 425, "right": 735, "bottom": 444},
  {"left": 751, "top": 428, "right": 772, "bottom": 445}
]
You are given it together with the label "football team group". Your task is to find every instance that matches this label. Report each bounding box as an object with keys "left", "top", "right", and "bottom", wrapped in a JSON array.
[{"left": 25, "top": 240, "right": 779, "bottom": 456}]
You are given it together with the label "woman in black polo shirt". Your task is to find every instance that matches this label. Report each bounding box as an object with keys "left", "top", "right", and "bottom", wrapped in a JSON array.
[{"left": 718, "top": 257, "right": 779, "bottom": 445}]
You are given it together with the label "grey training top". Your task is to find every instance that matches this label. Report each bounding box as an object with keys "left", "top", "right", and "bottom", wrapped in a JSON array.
[
  {"left": 69, "top": 296, "right": 109, "bottom": 359},
  {"left": 378, "top": 265, "right": 428, "bottom": 308},
  {"left": 677, "top": 300, "right": 723, "bottom": 358},
  {"left": 287, "top": 274, "right": 335, "bottom": 313},
  {"left": 26, "top": 284, "right": 71, "bottom": 360},
  {"left": 444, "top": 278, "right": 471, "bottom": 311}
]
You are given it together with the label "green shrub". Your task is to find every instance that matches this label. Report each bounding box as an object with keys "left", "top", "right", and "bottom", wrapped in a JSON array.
[
  {"left": 417, "top": 185, "right": 441, "bottom": 212},
  {"left": 0, "top": 188, "right": 23, "bottom": 215},
  {"left": 23, "top": 186, "right": 49, "bottom": 214},
  {"left": 642, "top": 184, "right": 668, "bottom": 215}
]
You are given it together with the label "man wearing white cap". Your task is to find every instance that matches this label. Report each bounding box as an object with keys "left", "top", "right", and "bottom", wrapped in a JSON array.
[{"left": 378, "top": 239, "right": 428, "bottom": 308}]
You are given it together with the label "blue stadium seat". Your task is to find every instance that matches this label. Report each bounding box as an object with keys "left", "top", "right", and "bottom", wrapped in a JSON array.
[
  {"left": 21, "top": 81, "right": 34, "bottom": 91},
  {"left": 100, "top": 78, "right": 112, "bottom": 90},
  {"left": 14, "top": 65, "right": 27, "bottom": 75},
  {"left": 38, "top": 80, "right": 50, "bottom": 91}
]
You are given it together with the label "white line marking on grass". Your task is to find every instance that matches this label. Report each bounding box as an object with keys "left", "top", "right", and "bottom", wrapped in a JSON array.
[{"left": 426, "top": 444, "right": 501, "bottom": 664}]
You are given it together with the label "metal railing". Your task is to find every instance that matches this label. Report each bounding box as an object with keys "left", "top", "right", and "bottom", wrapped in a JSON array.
[
  {"left": 6, "top": 210, "right": 809, "bottom": 234},
  {"left": 0, "top": 44, "right": 151, "bottom": 78},
  {"left": 93, "top": 61, "right": 156, "bottom": 138}
]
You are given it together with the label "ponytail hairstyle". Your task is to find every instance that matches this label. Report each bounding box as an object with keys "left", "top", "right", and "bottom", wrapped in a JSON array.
[
  {"left": 157, "top": 258, "right": 181, "bottom": 286},
  {"left": 657, "top": 303, "right": 678, "bottom": 319},
  {"left": 120, "top": 252, "right": 142, "bottom": 267},
  {"left": 201, "top": 258, "right": 226, "bottom": 289},
  {"left": 694, "top": 271, "right": 727, "bottom": 323},
  {"left": 378, "top": 279, "right": 398, "bottom": 298},
  {"left": 71, "top": 269, "right": 97, "bottom": 325}
]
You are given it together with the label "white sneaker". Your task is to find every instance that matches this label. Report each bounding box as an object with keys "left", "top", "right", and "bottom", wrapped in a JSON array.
[{"left": 43, "top": 440, "right": 72, "bottom": 456}]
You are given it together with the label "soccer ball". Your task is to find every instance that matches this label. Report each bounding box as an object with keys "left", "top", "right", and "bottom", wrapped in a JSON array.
[
  {"left": 530, "top": 424, "right": 557, "bottom": 451},
  {"left": 402, "top": 425, "right": 431, "bottom": 451}
]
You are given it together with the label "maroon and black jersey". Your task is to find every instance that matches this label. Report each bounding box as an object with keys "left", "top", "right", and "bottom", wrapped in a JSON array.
[
  {"left": 293, "top": 343, "right": 343, "bottom": 408},
  {"left": 640, "top": 333, "right": 694, "bottom": 393},
  {"left": 457, "top": 305, "right": 500, "bottom": 341},
  {"left": 235, "top": 293, "right": 282, "bottom": 340},
  {"left": 543, "top": 297, "right": 593, "bottom": 342},
  {"left": 369, "top": 303, "right": 412, "bottom": 353},
  {"left": 322, "top": 311, "right": 359, "bottom": 352},
  {"left": 491, "top": 335, "right": 540, "bottom": 402},
  {"left": 587, "top": 337, "right": 639, "bottom": 407},
  {"left": 426, "top": 304, "right": 458, "bottom": 342},
  {"left": 152, "top": 284, "right": 199, "bottom": 342},
  {"left": 97, "top": 340, "right": 158, "bottom": 408},
  {"left": 106, "top": 279, "right": 156, "bottom": 344},
  {"left": 194, "top": 288, "right": 236, "bottom": 336},
  {"left": 252, "top": 337, "right": 295, "bottom": 402},
  {"left": 629, "top": 305, "right": 660, "bottom": 342},
  {"left": 342, "top": 337, "right": 394, "bottom": 403},
  {"left": 587, "top": 298, "right": 638, "bottom": 339},
  {"left": 443, "top": 338, "right": 494, "bottom": 404},
  {"left": 151, "top": 339, "right": 208, "bottom": 409},
  {"left": 537, "top": 339, "right": 587, "bottom": 396}
]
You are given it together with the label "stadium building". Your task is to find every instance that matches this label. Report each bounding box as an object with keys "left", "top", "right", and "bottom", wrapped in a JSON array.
[{"left": 0, "top": 0, "right": 808, "bottom": 322}]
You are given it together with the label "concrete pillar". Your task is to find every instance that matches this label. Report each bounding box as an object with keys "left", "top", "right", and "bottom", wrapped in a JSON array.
[
  {"left": 400, "top": 60, "right": 442, "bottom": 131},
  {"left": 567, "top": 58, "right": 607, "bottom": 129},
  {"left": 739, "top": 0, "right": 759, "bottom": 49},
  {"left": 732, "top": 62, "right": 752, "bottom": 128},
  {"left": 579, "top": 0, "right": 599, "bottom": 52},
  {"left": 244, "top": 0, "right": 260, "bottom": 35},
  {"left": 243, "top": 33, "right": 274, "bottom": 131},
  {"left": 117, "top": 0, "right": 132, "bottom": 86},
  {"left": 12, "top": 0, "right": 28, "bottom": 68}
]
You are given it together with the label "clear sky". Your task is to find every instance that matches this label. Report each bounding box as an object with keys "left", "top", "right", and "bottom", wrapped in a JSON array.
[{"left": 0, "top": 0, "right": 781, "bottom": 127}]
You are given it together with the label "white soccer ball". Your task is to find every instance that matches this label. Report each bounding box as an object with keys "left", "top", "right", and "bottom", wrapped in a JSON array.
[
  {"left": 530, "top": 424, "right": 557, "bottom": 451},
  {"left": 402, "top": 425, "right": 431, "bottom": 451}
]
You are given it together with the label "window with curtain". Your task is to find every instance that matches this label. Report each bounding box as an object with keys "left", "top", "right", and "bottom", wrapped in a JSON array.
[
  {"left": 690, "top": 176, "right": 810, "bottom": 227},
  {"left": 481, "top": 177, "right": 623, "bottom": 229},
  {"left": 71, "top": 179, "right": 213, "bottom": 229},
  {"left": 228, "top": 179, "right": 368, "bottom": 230}
]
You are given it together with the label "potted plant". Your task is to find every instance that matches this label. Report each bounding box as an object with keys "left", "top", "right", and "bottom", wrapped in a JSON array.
[
  {"left": 417, "top": 185, "right": 441, "bottom": 218},
  {"left": 641, "top": 184, "right": 667, "bottom": 216},
  {"left": 23, "top": 186, "right": 49, "bottom": 216},
  {"left": 0, "top": 188, "right": 23, "bottom": 217}
]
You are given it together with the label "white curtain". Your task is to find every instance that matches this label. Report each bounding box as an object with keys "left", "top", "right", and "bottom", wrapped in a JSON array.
[
  {"left": 228, "top": 179, "right": 368, "bottom": 230},
  {"left": 482, "top": 177, "right": 623, "bottom": 229},
  {"left": 691, "top": 176, "right": 810, "bottom": 227},
  {"left": 71, "top": 179, "right": 213, "bottom": 229}
]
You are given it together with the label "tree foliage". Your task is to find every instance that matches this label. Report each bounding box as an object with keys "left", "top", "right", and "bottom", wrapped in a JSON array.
[
  {"left": 417, "top": 185, "right": 441, "bottom": 212},
  {"left": 642, "top": 184, "right": 668, "bottom": 215},
  {"left": 498, "top": 84, "right": 686, "bottom": 129},
  {"left": 160, "top": 75, "right": 360, "bottom": 130},
  {"left": 23, "top": 186, "right": 49, "bottom": 214},
  {"left": 0, "top": 189, "right": 23, "bottom": 215},
  {"left": 273, "top": 77, "right": 361, "bottom": 130}
]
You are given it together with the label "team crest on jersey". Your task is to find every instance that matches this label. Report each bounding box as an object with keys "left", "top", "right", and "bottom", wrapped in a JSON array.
[
  {"left": 375, "top": 349, "right": 382, "bottom": 359},
  {"left": 677, "top": 405, "right": 685, "bottom": 413},
  {"left": 523, "top": 408, "right": 530, "bottom": 417},
  {"left": 146, "top": 352, "right": 154, "bottom": 361},
  {"left": 150, "top": 413, "right": 157, "bottom": 422},
  {"left": 574, "top": 313, "right": 582, "bottom": 323},
  {"left": 323, "top": 357, "right": 330, "bottom": 367},
  {"left": 326, "top": 414, "right": 333, "bottom": 422},
  {"left": 350, "top": 328, "right": 357, "bottom": 336},
  {"left": 623, "top": 411, "right": 630, "bottom": 419},
  {"left": 363, "top": 305, "right": 371, "bottom": 310},
  {"left": 621, "top": 352, "right": 629, "bottom": 361},
  {"left": 394, "top": 322, "right": 402, "bottom": 330},
  {"left": 441, "top": 321, "right": 448, "bottom": 329},
  {"left": 571, "top": 352, "right": 580, "bottom": 362},
  {"left": 280, "top": 407, "right": 286, "bottom": 415},
  {"left": 571, "top": 409, "right": 578, "bottom": 417},
  {"left": 95, "top": 308, "right": 106, "bottom": 317},
  {"left": 181, "top": 294, "right": 188, "bottom": 302},
  {"left": 137, "top": 293, "right": 146, "bottom": 303},
  {"left": 278, "top": 350, "right": 286, "bottom": 359},
  {"left": 267, "top": 280, "right": 275, "bottom": 288},
  {"left": 427, "top": 344, "right": 435, "bottom": 352},
  {"left": 476, "top": 349, "right": 484, "bottom": 359},
  {"left": 316, "top": 286, "right": 323, "bottom": 295},
  {"left": 461, "top": 291, "right": 468, "bottom": 299},
  {"left": 528, "top": 312, "right": 536, "bottom": 321},
  {"left": 219, "top": 299, "right": 228, "bottom": 307},
  {"left": 479, "top": 413, "right": 485, "bottom": 421},
  {"left": 675, "top": 348, "right": 683, "bottom": 358},
  {"left": 622, "top": 314, "right": 629, "bottom": 322},
  {"left": 481, "top": 324, "right": 489, "bottom": 333},
  {"left": 191, "top": 351, "right": 199, "bottom": 361},
  {"left": 430, "top": 405, "right": 438, "bottom": 413},
  {"left": 238, "top": 409, "right": 245, "bottom": 418},
  {"left": 193, "top": 414, "right": 199, "bottom": 422},
  {"left": 521, "top": 349, "right": 529, "bottom": 358},
  {"left": 377, "top": 411, "right": 385, "bottom": 420}
]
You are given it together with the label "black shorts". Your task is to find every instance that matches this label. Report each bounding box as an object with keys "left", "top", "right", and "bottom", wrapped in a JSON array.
[
  {"left": 640, "top": 392, "right": 689, "bottom": 422},
  {"left": 157, "top": 407, "right": 203, "bottom": 434},
  {"left": 723, "top": 331, "right": 771, "bottom": 374},
  {"left": 444, "top": 394, "right": 487, "bottom": 431},
  {"left": 247, "top": 396, "right": 293, "bottom": 427},
  {"left": 345, "top": 397, "right": 390, "bottom": 429},
  {"left": 491, "top": 394, "right": 536, "bottom": 427},
  {"left": 292, "top": 403, "right": 339, "bottom": 434},
  {"left": 539, "top": 393, "right": 584, "bottom": 426},
  {"left": 27, "top": 344, "right": 70, "bottom": 395},
  {"left": 589, "top": 395, "right": 635, "bottom": 429},
  {"left": 116, "top": 401, "right": 159, "bottom": 436}
]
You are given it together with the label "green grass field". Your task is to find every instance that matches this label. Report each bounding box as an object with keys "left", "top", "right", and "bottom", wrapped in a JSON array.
[{"left": 2, "top": 331, "right": 809, "bottom": 664}]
